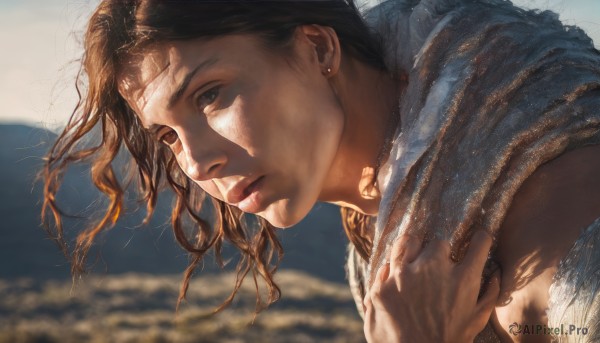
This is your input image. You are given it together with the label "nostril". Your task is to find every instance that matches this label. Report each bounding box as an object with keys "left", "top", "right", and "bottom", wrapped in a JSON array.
[
  {"left": 186, "top": 161, "right": 222, "bottom": 181},
  {"left": 207, "top": 163, "right": 221, "bottom": 176},
  {"left": 183, "top": 149, "right": 227, "bottom": 181}
]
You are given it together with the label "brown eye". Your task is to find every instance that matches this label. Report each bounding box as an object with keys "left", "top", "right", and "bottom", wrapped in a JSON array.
[
  {"left": 159, "top": 130, "right": 178, "bottom": 145},
  {"left": 195, "top": 86, "right": 220, "bottom": 109}
]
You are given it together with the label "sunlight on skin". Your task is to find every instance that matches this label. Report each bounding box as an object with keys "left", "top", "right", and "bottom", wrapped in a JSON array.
[{"left": 0, "top": 0, "right": 597, "bottom": 128}]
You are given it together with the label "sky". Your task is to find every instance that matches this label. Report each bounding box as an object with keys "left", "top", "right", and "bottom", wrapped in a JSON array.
[{"left": 0, "top": 0, "right": 598, "bottom": 130}]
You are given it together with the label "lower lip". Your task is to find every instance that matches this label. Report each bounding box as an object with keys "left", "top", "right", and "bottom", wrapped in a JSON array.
[{"left": 237, "top": 176, "right": 265, "bottom": 214}]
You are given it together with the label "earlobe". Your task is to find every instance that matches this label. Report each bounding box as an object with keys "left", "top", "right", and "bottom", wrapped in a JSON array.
[{"left": 298, "top": 24, "right": 341, "bottom": 76}]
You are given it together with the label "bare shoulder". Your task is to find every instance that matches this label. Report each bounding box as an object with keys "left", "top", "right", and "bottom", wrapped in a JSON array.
[
  {"left": 505, "top": 143, "right": 600, "bottom": 245},
  {"left": 491, "top": 144, "right": 600, "bottom": 340},
  {"left": 497, "top": 143, "right": 600, "bottom": 264}
]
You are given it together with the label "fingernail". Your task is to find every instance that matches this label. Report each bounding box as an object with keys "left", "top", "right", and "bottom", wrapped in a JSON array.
[{"left": 380, "top": 262, "right": 390, "bottom": 281}]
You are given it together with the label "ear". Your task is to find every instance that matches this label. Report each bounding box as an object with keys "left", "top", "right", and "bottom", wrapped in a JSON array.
[{"left": 297, "top": 24, "right": 341, "bottom": 77}]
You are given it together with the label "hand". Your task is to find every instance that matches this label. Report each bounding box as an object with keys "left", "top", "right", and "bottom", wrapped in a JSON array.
[{"left": 363, "top": 230, "right": 501, "bottom": 343}]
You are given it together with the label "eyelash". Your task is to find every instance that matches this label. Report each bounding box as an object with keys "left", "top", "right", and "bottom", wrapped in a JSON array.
[
  {"left": 157, "top": 86, "right": 221, "bottom": 146},
  {"left": 195, "top": 86, "right": 220, "bottom": 110},
  {"left": 158, "top": 130, "right": 178, "bottom": 146}
]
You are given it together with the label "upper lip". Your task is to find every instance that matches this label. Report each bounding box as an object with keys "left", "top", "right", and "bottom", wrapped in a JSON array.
[{"left": 225, "top": 176, "right": 261, "bottom": 204}]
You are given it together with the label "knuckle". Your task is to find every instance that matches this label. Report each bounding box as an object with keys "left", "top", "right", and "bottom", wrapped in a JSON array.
[
  {"left": 430, "top": 239, "right": 451, "bottom": 256},
  {"left": 393, "top": 270, "right": 403, "bottom": 284},
  {"left": 368, "top": 280, "right": 397, "bottom": 308},
  {"left": 403, "top": 233, "right": 420, "bottom": 244},
  {"left": 368, "top": 286, "right": 382, "bottom": 303},
  {"left": 395, "top": 233, "right": 414, "bottom": 250},
  {"left": 362, "top": 296, "right": 371, "bottom": 310},
  {"left": 461, "top": 261, "right": 474, "bottom": 274},
  {"left": 407, "top": 257, "right": 439, "bottom": 277},
  {"left": 391, "top": 264, "right": 403, "bottom": 280},
  {"left": 457, "top": 261, "right": 478, "bottom": 278},
  {"left": 409, "top": 259, "right": 425, "bottom": 274}
]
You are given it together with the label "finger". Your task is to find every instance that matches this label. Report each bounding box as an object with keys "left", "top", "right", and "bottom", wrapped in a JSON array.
[
  {"left": 363, "top": 297, "right": 375, "bottom": 342},
  {"left": 362, "top": 293, "right": 372, "bottom": 315},
  {"left": 380, "top": 260, "right": 391, "bottom": 282},
  {"left": 368, "top": 261, "right": 390, "bottom": 308},
  {"left": 461, "top": 230, "right": 493, "bottom": 275},
  {"left": 418, "top": 238, "right": 451, "bottom": 263},
  {"left": 397, "top": 234, "right": 422, "bottom": 266},
  {"left": 473, "top": 270, "right": 501, "bottom": 330},
  {"left": 389, "top": 234, "right": 409, "bottom": 271}
]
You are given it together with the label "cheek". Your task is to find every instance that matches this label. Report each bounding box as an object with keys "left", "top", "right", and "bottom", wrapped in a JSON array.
[
  {"left": 196, "top": 180, "right": 224, "bottom": 201},
  {"left": 212, "top": 90, "right": 262, "bottom": 156}
]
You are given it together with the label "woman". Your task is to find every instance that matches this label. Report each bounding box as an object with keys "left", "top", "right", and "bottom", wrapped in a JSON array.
[{"left": 42, "top": 0, "right": 600, "bottom": 341}]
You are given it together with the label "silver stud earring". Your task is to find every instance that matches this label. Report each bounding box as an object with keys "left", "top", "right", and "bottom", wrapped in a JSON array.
[{"left": 326, "top": 67, "right": 332, "bottom": 74}]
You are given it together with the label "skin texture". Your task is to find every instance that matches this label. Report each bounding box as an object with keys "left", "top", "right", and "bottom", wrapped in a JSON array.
[
  {"left": 492, "top": 144, "right": 600, "bottom": 342},
  {"left": 119, "top": 26, "right": 500, "bottom": 341},
  {"left": 117, "top": 22, "right": 600, "bottom": 341},
  {"left": 361, "top": 144, "right": 600, "bottom": 343},
  {"left": 364, "top": 231, "right": 501, "bottom": 343},
  {"left": 361, "top": 142, "right": 600, "bottom": 343},
  {"left": 119, "top": 26, "right": 399, "bottom": 228}
]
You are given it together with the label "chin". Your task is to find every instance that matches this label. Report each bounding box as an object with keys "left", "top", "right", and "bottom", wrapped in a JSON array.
[{"left": 260, "top": 198, "right": 313, "bottom": 229}]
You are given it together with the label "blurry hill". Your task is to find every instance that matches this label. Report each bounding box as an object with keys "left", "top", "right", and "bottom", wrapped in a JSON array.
[
  {"left": 0, "top": 124, "right": 350, "bottom": 283},
  {"left": 0, "top": 123, "right": 365, "bottom": 342}
]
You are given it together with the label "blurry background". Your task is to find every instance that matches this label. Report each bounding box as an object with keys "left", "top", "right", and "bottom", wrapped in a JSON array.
[{"left": 0, "top": 0, "right": 598, "bottom": 342}]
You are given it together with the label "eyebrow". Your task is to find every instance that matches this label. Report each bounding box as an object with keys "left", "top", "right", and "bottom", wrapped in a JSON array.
[
  {"left": 147, "top": 123, "right": 162, "bottom": 137},
  {"left": 167, "top": 56, "right": 219, "bottom": 109}
]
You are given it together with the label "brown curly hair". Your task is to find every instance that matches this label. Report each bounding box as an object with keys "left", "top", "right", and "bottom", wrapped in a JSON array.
[{"left": 42, "top": 0, "right": 383, "bottom": 314}]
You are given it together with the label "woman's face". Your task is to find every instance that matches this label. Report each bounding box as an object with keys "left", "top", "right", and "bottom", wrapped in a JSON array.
[{"left": 119, "top": 31, "right": 345, "bottom": 228}]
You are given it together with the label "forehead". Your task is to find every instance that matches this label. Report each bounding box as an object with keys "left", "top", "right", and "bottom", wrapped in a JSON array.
[
  {"left": 117, "top": 34, "right": 272, "bottom": 119},
  {"left": 118, "top": 42, "right": 185, "bottom": 118}
]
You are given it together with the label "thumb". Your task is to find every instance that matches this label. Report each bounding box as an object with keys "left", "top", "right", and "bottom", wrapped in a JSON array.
[{"left": 473, "top": 270, "right": 501, "bottom": 331}]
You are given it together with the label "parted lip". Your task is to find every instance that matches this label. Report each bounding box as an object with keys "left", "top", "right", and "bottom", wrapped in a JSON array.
[{"left": 225, "top": 175, "right": 263, "bottom": 205}]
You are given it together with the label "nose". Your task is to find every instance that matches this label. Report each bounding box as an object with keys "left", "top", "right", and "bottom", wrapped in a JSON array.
[{"left": 178, "top": 133, "right": 227, "bottom": 182}]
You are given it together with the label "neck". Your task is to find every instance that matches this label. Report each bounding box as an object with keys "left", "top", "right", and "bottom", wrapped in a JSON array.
[{"left": 318, "top": 57, "right": 404, "bottom": 215}]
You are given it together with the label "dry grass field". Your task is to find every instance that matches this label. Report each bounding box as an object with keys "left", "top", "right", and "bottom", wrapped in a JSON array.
[
  {"left": 0, "top": 125, "right": 363, "bottom": 342},
  {"left": 0, "top": 270, "right": 365, "bottom": 343}
]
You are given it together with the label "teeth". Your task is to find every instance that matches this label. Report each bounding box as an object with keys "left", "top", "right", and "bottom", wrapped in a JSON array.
[{"left": 245, "top": 176, "right": 262, "bottom": 196}]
